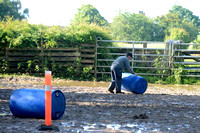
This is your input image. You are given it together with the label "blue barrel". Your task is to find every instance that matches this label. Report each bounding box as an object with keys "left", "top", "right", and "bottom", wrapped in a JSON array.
[
  {"left": 9, "top": 88, "right": 66, "bottom": 120},
  {"left": 122, "top": 73, "right": 148, "bottom": 94}
]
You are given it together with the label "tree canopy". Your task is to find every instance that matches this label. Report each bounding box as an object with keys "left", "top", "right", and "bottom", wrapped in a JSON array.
[
  {"left": 109, "top": 5, "right": 199, "bottom": 42},
  {"left": 1, "top": 2, "right": 200, "bottom": 43},
  {"left": 169, "top": 5, "right": 200, "bottom": 27},
  {"left": 70, "top": 4, "right": 108, "bottom": 27},
  {"left": 111, "top": 12, "right": 164, "bottom": 41},
  {"left": 155, "top": 12, "right": 198, "bottom": 42},
  {"left": 0, "top": 0, "right": 29, "bottom": 20}
]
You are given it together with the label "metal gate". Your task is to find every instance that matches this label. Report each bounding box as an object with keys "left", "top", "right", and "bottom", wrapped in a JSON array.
[{"left": 95, "top": 39, "right": 200, "bottom": 78}]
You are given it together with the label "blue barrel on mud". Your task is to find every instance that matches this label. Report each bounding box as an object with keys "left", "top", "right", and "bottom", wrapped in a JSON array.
[
  {"left": 9, "top": 88, "right": 65, "bottom": 120},
  {"left": 122, "top": 73, "right": 148, "bottom": 94}
]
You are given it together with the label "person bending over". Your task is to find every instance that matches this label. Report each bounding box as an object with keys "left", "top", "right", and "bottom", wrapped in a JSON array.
[{"left": 108, "top": 53, "right": 138, "bottom": 94}]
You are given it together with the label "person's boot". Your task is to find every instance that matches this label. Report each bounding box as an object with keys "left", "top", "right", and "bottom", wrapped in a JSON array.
[
  {"left": 116, "top": 91, "right": 125, "bottom": 94},
  {"left": 108, "top": 88, "right": 114, "bottom": 94}
]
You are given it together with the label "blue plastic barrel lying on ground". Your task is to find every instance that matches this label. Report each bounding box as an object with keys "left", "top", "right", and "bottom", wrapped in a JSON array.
[
  {"left": 9, "top": 88, "right": 66, "bottom": 120},
  {"left": 122, "top": 73, "right": 148, "bottom": 94}
]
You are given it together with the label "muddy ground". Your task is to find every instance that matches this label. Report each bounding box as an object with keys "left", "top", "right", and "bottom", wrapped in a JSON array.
[{"left": 0, "top": 76, "right": 200, "bottom": 133}]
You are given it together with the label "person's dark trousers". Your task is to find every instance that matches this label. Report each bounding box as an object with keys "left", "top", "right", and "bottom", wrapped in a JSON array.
[{"left": 108, "top": 65, "right": 122, "bottom": 93}]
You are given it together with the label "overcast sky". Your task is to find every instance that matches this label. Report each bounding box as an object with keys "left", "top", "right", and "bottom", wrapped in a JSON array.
[{"left": 20, "top": 0, "right": 200, "bottom": 26}]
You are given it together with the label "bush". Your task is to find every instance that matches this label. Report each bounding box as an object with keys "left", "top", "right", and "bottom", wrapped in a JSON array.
[
  {"left": 67, "top": 23, "right": 111, "bottom": 45},
  {"left": 0, "top": 17, "right": 40, "bottom": 48},
  {"left": 0, "top": 17, "right": 112, "bottom": 49},
  {"left": 0, "top": 18, "right": 112, "bottom": 81}
]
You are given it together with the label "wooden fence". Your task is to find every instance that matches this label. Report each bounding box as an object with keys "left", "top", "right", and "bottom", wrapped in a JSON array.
[
  {"left": 1, "top": 40, "right": 200, "bottom": 78},
  {"left": 1, "top": 44, "right": 95, "bottom": 73}
]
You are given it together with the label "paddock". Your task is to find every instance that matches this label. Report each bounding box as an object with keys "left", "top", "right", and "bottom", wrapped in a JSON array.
[{"left": 0, "top": 76, "right": 200, "bottom": 132}]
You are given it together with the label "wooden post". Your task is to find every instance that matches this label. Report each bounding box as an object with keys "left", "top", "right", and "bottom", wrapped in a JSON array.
[
  {"left": 132, "top": 42, "right": 135, "bottom": 70},
  {"left": 171, "top": 41, "right": 174, "bottom": 76},
  {"left": 75, "top": 45, "right": 81, "bottom": 75},
  {"left": 95, "top": 39, "right": 98, "bottom": 79},
  {"left": 164, "top": 40, "right": 170, "bottom": 56},
  {"left": 142, "top": 43, "right": 147, "bottom": 55}
]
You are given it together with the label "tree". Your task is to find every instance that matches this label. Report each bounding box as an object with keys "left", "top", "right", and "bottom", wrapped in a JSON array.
[
  {"left": 155, "top": 12, "right": 198, "bottom": 42},
  {"left": 151, "top": 21, "right": 165, "bottom": 41},
  {"left": 155, "top": 13, "right": 181, "bottom": 35},
  {"left": 167, "top": 27, "right": 190, "bottom": 43},
  {"left": 169, "top": 5, "right": 200, "bottom": 27},
  {"left": 70, "top": 4, "right": 108, "bottom": 27},
  {"left": 0, "top": 0, "right": 29, "bottom": 20},
  {"left": 192, "top": 35, "right": 200, "bottom": 49},
  {"left": 111, "top": 12, "right": 160, "bottom": 41}
]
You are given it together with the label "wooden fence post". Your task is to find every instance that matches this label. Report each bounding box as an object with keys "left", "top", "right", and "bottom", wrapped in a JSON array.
[
  {"left": 142, "top": 43, "right": 147, "bottom": 55},
  {"left": 75, "top": 45, "right": 81, "bottom": 74},
  {"left": 95, "top": 39, "right": 98, "bottom": 79},
  {"left": 132, "top": 42, "right": 135, "bottom": 69},
  {"left": 171, "top": 40, "right": 174, "bottom": 76}
]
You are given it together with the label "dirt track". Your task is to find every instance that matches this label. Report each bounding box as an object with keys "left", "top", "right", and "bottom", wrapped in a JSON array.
[{"left": 0, "top": 76, "right": 200, "bottom": 133}]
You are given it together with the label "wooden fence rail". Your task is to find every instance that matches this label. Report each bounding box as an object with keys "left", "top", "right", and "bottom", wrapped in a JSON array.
[{"left": 1, "top": 44, "right": 95, "bottom": 73}]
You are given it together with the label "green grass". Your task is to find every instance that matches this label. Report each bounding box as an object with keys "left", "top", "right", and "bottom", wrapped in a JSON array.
[
  {"left": 114, "top": 42, "right": 166, "bottom": 48},
  {"left": 0, "top": 73, "right": 29, "bottom": 78}
]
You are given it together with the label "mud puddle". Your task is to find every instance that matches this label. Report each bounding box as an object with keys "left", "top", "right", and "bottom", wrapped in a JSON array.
[{"left": 60, "top": 121, "right": 161, "bottom": 132}]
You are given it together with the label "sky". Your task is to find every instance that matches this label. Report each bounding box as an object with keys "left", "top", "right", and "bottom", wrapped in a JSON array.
[{"left": 20, "top": 0, "right": 200, "bottom": 26}]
